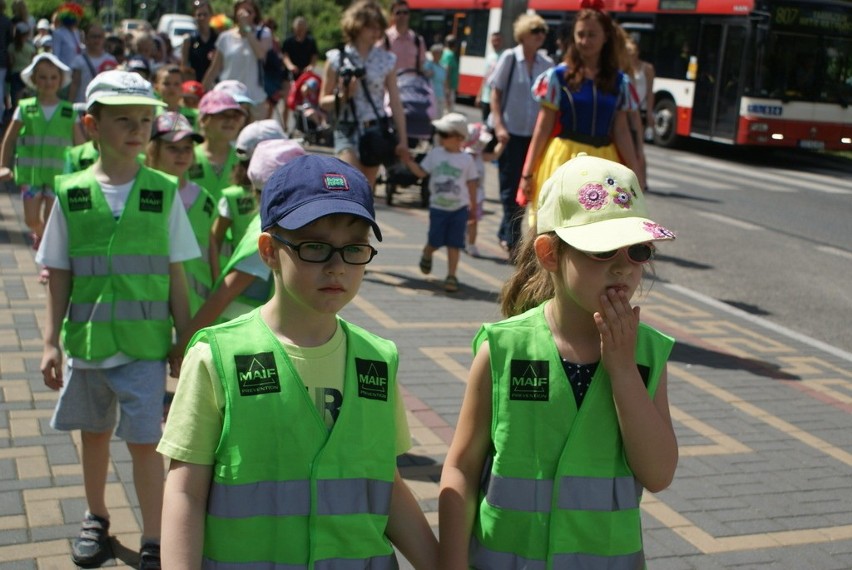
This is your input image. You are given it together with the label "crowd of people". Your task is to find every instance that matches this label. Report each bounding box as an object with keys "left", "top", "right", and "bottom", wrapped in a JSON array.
[{"left": 0, "top": 0, "right": 675, "bottom": 569}]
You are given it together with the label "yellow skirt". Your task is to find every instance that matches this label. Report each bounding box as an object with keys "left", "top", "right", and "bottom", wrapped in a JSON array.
[{"left": 528, "top": 137, "right": 620, "bottom": 228}]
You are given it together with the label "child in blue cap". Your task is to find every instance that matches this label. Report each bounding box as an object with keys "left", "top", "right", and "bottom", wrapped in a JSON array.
[{"left": 159, "top": 154, "right": 438, "bottom": 568}]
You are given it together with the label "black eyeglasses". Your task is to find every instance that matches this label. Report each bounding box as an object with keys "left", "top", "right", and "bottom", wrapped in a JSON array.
[
  {"left": 530, "top": 27, "right": 547, "bottom": 35},
  {"left": 394, "top": 9, "right": 410, "bottom": 15},
  {"left": 271, "top": 235, "right": 378, "bottom": 265},
  {"left": 583, "top": 243, "right": 655, "bottom": 264}
]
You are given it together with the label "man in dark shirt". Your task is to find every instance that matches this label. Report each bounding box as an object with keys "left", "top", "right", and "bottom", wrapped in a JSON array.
[
  {"left": 0, "top": 0, "right": 12, "bottom": 126},
  {"left": 281, "top": 16, "right": 318, "bottom": 130}
]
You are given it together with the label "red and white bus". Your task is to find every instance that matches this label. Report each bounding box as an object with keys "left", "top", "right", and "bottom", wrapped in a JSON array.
[{"left": 408, "top": 0, "right": 852, "bottom": 150}]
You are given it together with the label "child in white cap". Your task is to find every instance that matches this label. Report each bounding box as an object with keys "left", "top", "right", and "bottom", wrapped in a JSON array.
[
  {"left": 35, "top": 69, "right": 201, "bottom": 569},
  {"left": 463, "top": 121, "right": 504, "bottom": 257},
  {"left": 403, "top": 112, "right": 479, "bottom": 292},
  {"left": 440, "top": 154, "right": 677, "bottom": 568},
  {"left": 0, "top": 53, "right": 80, "bottom": 272}
]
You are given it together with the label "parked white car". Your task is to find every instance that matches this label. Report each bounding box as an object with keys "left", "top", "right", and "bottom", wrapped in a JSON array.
[{"left": 157, "top": 14, "right": 197, "bottom": 52}]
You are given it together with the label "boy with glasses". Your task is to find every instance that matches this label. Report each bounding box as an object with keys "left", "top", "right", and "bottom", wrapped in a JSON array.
[{"left": 159, "top": 154, "right": 438, "bottom": 569}]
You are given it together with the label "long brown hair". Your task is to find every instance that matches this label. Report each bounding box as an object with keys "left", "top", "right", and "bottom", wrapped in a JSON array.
[
  {"left": 563, "top": 9, "right": 620, "bottom": 93},
  {"left": 500, "top": 229, "right": 564, "bottom": 318}
]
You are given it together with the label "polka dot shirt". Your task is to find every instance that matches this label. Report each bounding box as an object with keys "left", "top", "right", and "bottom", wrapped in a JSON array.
[{"left": 560, "top": 359, "right": 599, "bottom": 407}]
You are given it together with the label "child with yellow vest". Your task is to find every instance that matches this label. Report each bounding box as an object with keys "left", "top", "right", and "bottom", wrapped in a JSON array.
[
  {"left": 36, "top": 70, "right": 200, "bottom": 569},
  {"left": 439, "top": 154, "right": 679, "bottom": 568},
  {"left": 159, "top": 154, "right": 439, "bottom": 568},
  {"left": 146, "top": 112, "right": 212, "bottom": 316},
  {"left": 0, "top": 53, "right": 81, "bottom": 255}
]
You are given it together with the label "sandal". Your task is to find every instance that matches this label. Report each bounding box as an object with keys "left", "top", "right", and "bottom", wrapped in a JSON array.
[
  {"left": 419, "top": 255, "right": 432, "bottom": 275},
  {"left": 37, "top": 267, "right": 49, "bottom": 284},
  {"left": 444, "top": 275, "right": 459, "bottom": 293}
]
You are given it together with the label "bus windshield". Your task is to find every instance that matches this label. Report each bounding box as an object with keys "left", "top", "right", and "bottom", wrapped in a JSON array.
[{"left": 757, "top": 31, "right": 852, "bottom": 104}]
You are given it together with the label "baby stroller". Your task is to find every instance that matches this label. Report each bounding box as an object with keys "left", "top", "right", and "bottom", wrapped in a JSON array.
[
  {"left": 287, "top": 70, "right": 333, "bottom": 146},
  {"left": 380, "top": 68, "right": 435, "bottom": 207}
]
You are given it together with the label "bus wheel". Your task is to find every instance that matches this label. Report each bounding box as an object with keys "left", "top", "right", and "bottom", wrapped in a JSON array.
[{"left": 653, "top": 98, "right": 679, "bottom": 148}]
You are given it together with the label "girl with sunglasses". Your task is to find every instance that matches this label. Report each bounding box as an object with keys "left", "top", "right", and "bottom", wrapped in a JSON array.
[
  {"left": 519, "top": 2, "right": 644, "bottom": 231},
  {"left": 439, "top": 154, "right": 678, "bottom": 569}
]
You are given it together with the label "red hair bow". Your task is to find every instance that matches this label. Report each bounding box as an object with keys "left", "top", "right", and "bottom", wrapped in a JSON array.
[{"left": 580, "top": 0, "right": 606, "bottom": 11}]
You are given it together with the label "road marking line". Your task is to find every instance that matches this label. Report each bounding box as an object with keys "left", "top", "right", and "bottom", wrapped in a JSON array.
[{"left": 696, "top": 211, "right": 763, "bottom": 230}]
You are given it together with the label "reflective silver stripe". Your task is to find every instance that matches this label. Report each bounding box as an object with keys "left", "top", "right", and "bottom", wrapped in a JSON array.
[
  {"left": 315, "top": 554, "right": 398, "bottom": 570},
  {"left": 16, "top": 157, "right": 65, "bottom": 169},
  {"left": 68, "top": 300, "right": 170, "bottom": 322},
  {"left": 187, "top": 273, "right": 211, "bottom": 298},
  {"left": 202, "top": 555, "right": 397, "bottom": 570},
  {"left": 71, "top": 255, "right": 170, "bottom": 276},
  {"left": 20, "top": 135, "right": 73, "bottom": 146},
  {"left": 316, "top": 478, "right": 392, "bottom": 515},
  {"left": 552, "top": 550, "right": 645, "bottom": 569},
  {"left": 471, "top": 539, "right": 643, "bottom": 570},
  {"left": 485, "top": 474, "right": 552, "bottom": 512},
  {"left": 208, "top": 478, "right": 392, "bottom": 518},
  {"left": 484, "top": 474, "right": 641, "bottom": 512},
  {"left": 207, "top": 480, "right": 310, "bottom": 518},
  {"left": 557, "top": 476, "right": 642, "bottom": 511},
  {"left": 202, "top": 559, "right": 304, "bottom": 569},
  {"left": 470, "top": 538, "right": 546, "bottom": 570}
]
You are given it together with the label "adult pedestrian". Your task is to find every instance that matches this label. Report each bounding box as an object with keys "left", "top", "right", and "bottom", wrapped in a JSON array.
[
  {"left": 182, "top": 0, "right": 218, "bottom": 82},
  {"left": 320, "top": 0, "right": 409, "bottom": 188},
  {"left": 475, "top": 31, "right": 503, "bottom": 122},
  {"left": 519, "top": 4, "right": 642, "bottom": 227},
  {"left": 440, "top": 35, "right": 459, "bottom": 109},
  {"left": 489, "top": 13, "right": 553, "bottom": 257},
  {"left": 68, "top": 23, "right": 118, "bottom": 103},
  {"left": 281, "top": 16, "right": 318, "bottom": 127},
  {"left": 0, "top": 0, "right": 14, "bottom": 120},
  {"left": 51, "top": 2, "right": 83, "bottom": 69},
  {"left": 202, "top": 0, "right": 272, "bottom": 118},
  {"left": 8, "top": 20, "right": 33, "bottom": 110},
  {"left": 383, "top": 0, "right": 425, "bottom": 72}
]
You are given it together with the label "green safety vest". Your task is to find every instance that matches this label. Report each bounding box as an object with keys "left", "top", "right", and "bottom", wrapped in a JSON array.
[
  {"left": 183, "top": 184, "right": 217, "bottom": 316},
  {"left": 188, "top": 145, "right": 238, "bottom": 201},
  {"left": 56, "top": 167, "right": 178, "bottom": 361},
  {"left": 196, "top": 309, "right": 401, "bottom": 568},
  {"left": 212, "top": 214, "right": 272, "bottom": 322},
  {"left": 470, "top": 303, "right": 674, "bottom": 569},
  {"left": 220, "top": 184, "right": 257, "bottom": 249},
  {"left": 65, "top": 141, "right": 100, "bottom": 172},
  {"left": 15, "top": 98, "right": 75, "bottom": 187}
]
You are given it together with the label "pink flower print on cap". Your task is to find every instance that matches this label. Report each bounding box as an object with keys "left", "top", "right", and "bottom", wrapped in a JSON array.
[
  {"left": 578, "top": 183, "right": 608, "bottom": 210},
  {"left": 643, "top": 221, "right": 676, "bottom": 239}
]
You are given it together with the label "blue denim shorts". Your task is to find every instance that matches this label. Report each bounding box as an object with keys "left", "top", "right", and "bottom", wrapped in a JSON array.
[
  {"left": 50, "top": 360, "right": 166, "bottom": 444},
  {"left": 334, "top": 122, "right": 359, "bottom": 156},
  {"left": 428, "top": 206, "right": 469, "bottom": 249}
]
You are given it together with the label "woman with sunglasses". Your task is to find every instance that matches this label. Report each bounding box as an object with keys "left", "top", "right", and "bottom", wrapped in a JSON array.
[
  {"left": 488, "top": 13, "right": 554, "bottom": 260},
  {"left": 439, "top": 154, "right": 678, "bottom": 568},
  {"left": 519, "top": 3, "right": 643, "bottom": 231}
]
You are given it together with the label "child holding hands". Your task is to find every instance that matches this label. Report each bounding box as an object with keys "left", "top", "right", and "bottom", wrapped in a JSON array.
[
  {"left": 159, "top": 154, "right": 438, "bottom": 568},
  {"left": 36, "top": 70, "right": 199, "bottom": 569},
  {"left": 439, "top": 154, "right": 678, "bottom": 568},
  {"left": 405, "top": 112, "right": 479, "bottom": 293}
]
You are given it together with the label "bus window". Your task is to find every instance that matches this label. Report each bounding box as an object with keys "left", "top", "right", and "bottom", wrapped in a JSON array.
[{"left": 651, "top": 15, "right": 700, "bottom": 79}]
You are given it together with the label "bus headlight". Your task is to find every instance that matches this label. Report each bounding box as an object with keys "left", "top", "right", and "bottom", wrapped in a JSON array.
[
  {"left": 771, "top": 133, "right": 784, "bottom": 141},
  {"left": 842, "top": 137, "right": 851, "bottom": 144}
]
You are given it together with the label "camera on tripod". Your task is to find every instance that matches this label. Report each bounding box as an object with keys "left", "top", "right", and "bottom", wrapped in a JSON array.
[{"left": 340, "top": 64, "right": 366, "bottom": 85}]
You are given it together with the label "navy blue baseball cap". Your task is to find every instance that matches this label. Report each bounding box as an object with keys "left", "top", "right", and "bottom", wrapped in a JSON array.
[{"left": 260, "top": 155, "right": 382, "bottom": 241}]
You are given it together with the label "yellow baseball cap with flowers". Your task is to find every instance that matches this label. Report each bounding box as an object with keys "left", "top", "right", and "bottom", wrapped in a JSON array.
[{"left": 536, "top": 154, "right": 675, "bottom": 252}]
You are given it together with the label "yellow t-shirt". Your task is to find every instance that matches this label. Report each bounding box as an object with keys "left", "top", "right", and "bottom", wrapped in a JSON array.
[{"left": 158, "top": 322, "right": 411, "bottom": 465}]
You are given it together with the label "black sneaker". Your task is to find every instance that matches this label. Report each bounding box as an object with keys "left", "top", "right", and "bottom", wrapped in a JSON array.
[
  {"left": 139, "top": 542, "right": 161, "bottom": 570},
  {"left": 71, "top": 512, "right": 112, "bottom": 568}
]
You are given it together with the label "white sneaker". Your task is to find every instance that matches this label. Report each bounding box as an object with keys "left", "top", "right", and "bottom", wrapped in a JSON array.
[{"left": 466, "top": 244, "right": 480, "bottom": 257}]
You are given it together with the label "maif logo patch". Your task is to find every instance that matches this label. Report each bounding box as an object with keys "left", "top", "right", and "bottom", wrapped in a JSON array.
[
  {"left": 235, "top": 352, "right": 280, "bottom": 396},
  {"left": 67, "top": 187, "right": 92, "bottom": 212},
  {"left": 323, "top": 173, "right": 350, "bottom": 191},
  {"left": 356, "top": 358, "right": 389, "bottom": 401},
  {"left": 509, "top": 360, "right": 549, "bottom": 401},
  {"left": 139, "top": 189, "right": 163, "bottom": 213},
  {"left": 236, "top": 196, "right": 254, "bottom": 214}
]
